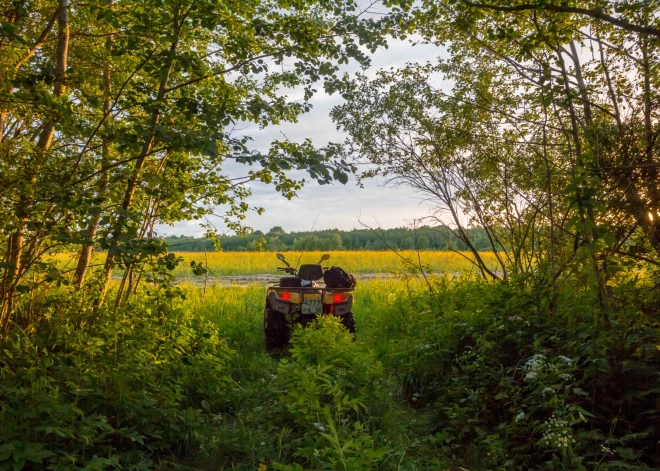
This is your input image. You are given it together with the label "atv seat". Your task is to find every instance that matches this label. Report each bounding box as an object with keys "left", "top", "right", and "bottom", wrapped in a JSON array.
[
  {"left": 279, "top": 276, "right": 302, "bottom": 287},
  {"left": 298, "top": 264, "right": 323, "bottom": 281}
]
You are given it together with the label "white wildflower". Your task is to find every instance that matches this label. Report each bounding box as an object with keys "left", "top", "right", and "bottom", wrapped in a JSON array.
[
  {"left": 525, "top": 371, "right": 539, "bottom": 382},
  {"left": 539, "top": 415, "right": 574, "bottom": 450},
  {"left": 524, "top": 354, "right": 546, "bottom": 381}
]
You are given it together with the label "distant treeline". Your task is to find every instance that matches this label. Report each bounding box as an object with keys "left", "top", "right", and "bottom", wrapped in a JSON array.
[{"left": 165, "top": 226, "right": 495, "bottom": 252}]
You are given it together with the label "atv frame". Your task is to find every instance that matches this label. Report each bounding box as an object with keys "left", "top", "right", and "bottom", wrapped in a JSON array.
[{"left": 264, "top": 253, "right": 356, "bottom": 352}]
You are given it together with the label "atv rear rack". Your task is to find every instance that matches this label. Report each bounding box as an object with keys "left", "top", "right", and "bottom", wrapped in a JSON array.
[{"left": 269, "top": 285, "right": 355, "bottom": 293}]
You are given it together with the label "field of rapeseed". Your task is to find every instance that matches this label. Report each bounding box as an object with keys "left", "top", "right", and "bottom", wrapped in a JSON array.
[
  {"left": 50, "top": 250, "right": 501, "bottom": 278},
  {"left": 169, "top": 250, "right": 499, "bottom": 277}
]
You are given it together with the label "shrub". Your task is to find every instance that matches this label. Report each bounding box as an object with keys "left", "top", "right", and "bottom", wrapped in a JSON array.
[
  {"left": 273, "top": 317, "right": 390, "bottom": 470},
  {"left": 391, "top": 276, "right": 660, "bottom": 470},
  {"left": 0, "top": 298, "right": 235, "bottom": 470}
]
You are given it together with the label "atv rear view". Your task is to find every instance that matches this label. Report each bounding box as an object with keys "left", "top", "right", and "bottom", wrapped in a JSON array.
[{"left": 264, "top": 253, "right": 356, "bottom": 352}]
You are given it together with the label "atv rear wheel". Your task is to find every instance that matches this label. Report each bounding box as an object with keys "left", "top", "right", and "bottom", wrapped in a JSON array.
[
  {"left": 264, "top": 307, "right": 290, "bottom": 353},
  {"left": 339, "top": 312, "right": 356, "bottom": 334}
]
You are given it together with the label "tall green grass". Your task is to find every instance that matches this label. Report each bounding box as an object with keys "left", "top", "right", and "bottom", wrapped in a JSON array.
[
  {"left": 180, "top": 278, "right": 434, "bottom": 469},
  {"left": 180, "top": 278, "right": 414, "bottom": 389},
  {"left": 182, "top": 277, "right": 427, "bottom": 354},
  {"left": 180, "top": 273, "right": 660, "bottom": 470}
]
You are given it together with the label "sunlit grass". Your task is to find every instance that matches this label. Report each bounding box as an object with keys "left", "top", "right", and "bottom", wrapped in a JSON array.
[{"left": 182, "top": 277, "right": 427, "bottom": 354}]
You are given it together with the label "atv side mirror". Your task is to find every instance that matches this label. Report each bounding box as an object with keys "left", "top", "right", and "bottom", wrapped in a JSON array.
[
  {"left": 320, "top": 254, "right": 330, "bottom": 261},
  {"left": 277, "top": 253, "right": 291, "bottom": 267}
]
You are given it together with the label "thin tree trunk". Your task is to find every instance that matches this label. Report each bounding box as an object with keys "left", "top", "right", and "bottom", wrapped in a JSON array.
[
  {"left": 540, "top": 81, "right": 557, "bottom": 315},
  {"left": 568, "top": 41, "right": 593, "bottom": 126},
  {"left": 1, "top": 0, "right": 69, "bottom": 327},
  {"left": 74, "top": 0, "right": 114, "bottom": 289},
  {"left": 556, "top": 47, "right": 609, "bottom": 310},
  {"left": 97, "top": 29, "right": 179, "bottom": 307},
  {"left": 74, "top": 144, "right": 109, "bottom": 288}
]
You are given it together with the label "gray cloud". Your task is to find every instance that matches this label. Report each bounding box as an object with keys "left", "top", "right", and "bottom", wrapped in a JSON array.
[{"left": 162, "top": 38, "right": 448, "bottom": 237}]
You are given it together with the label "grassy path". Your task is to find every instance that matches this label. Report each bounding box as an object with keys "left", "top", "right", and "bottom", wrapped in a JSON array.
[{"left": 181, "top": 278, "right": 435, "bottom": 469}]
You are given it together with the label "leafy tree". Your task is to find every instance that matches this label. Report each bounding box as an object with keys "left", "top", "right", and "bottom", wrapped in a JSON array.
[
  {"left": 400, "top": 237, "right": 415, "bottom": 250},
  {"left": 326, "top": 233, "right": 343, "bottom": 250},
  {"left": 341, "top": 235, "right": 353, "bottom": 249},
  {"left": 333, "top": 0, "right": 660, "bottom": 303},
  {"left": 267, "top": 237, "right": 280, "bottom": 251},
  {"left": 267, "top": 226, "right": 285, "bottom": 236},
  {"left": 293, "top": 235, "right": 320, "bottom": 251},
  {"left": 416, "top": 236, "right": 430, "bottom": 250},
  {"left": 0, "top": 0, "right": 388, "bottom": 324}
]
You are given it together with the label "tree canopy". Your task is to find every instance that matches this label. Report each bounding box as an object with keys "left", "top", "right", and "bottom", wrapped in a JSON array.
[
  {"left": 163, "top": 225, "right": 492, "bottom": 251},
  {"left": 334, "top": 0, "right": 660, "bottom": 295},
  {"left": 0, "top": 0, "right": 388, "bottom": 322}
]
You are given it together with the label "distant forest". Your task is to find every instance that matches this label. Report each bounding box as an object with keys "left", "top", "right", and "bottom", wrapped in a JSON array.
[{"left": 164, "top": 226, "right": 494, "bottom": 252}]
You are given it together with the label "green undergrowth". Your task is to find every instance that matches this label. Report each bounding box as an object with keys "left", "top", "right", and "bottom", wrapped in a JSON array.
[
  {"left": 0, "top": 297, "right": 235, "bottom": 470},
  {"left": 1, "top": 275, "right": 659, "bottom": 470}
]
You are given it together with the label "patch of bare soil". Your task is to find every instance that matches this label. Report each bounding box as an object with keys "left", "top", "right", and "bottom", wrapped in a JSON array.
[{"left": 170, "top": 272, "right": 465, "bottom": 287}]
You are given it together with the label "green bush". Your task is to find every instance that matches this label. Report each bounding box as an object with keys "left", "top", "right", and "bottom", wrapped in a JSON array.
[
  {"left": 273, "top": 317, "right": 390, "bottom": 470},
  {"left": 0, "top": 299, "right": 235, "bottom": 470},
  {"left": 387, "top": 277, "right": 660, "bottom": 470},
  {"left": 3, "top": 274, "right": 659, "bottom": 470}
]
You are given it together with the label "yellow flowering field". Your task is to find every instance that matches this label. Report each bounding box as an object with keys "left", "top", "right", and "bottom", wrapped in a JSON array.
[
  {"left": 171, "top": 250, "right": 499, "bottom": 277},
  {"left": 50, "top": 250, "right": 500, "bottom": 278}
]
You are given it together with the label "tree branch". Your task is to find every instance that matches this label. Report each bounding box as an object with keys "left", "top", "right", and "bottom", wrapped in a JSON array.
[{"left": 460, "top": 0, "right": 660, "bottom": 38}]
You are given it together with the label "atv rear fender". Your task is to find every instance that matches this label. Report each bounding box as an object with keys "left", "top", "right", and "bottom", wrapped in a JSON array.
[{"left": 266, "top": 287, "right": 354, "bottom": 316}]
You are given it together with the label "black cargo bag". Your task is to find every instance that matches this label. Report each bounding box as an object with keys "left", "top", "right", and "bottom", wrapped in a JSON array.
[{"left": 323, "top": 266, "right": 356, "bottom": 289}]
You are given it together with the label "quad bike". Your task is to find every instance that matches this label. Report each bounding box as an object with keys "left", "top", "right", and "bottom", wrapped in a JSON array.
[{"left": 264, "top": 253, "right": 355, "bottom": 352}]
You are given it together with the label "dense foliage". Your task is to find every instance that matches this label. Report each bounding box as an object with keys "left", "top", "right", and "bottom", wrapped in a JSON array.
[
  {"left": 2, "top": 0, "right": 660, "bottom": 469},
  {"left": 335, "top": 0, "right": 660, "bottom": 286},
  {"left": 386, "top": 276, "right": 660, "bottom": 469},
  {"left": 0, "top": 295, "right": 235, "bottom": 468},
  {"left": 164, "top": 225, "right": 495, "bottom": 252},
  {"left": 177, "top": 273, "right": 660, "bottom": 470},
  {"left": 4, "top": 271, "right": 658, "bottom": 469},
  {"left": 0, "top": 0, "right": 385, "bottom": 324}
]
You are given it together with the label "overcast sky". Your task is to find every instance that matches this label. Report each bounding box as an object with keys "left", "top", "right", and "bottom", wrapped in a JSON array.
[{"left": 163, "top": 38, "right": 448, "bottom": 237}]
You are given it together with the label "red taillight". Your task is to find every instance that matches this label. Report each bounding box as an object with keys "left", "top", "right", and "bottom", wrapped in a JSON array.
[
  {"left": 333, "top": 294, "right": 344, "bottom": 303},
  {"left": 281, "top": 292, "right": 291, "bottom": 301}
]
